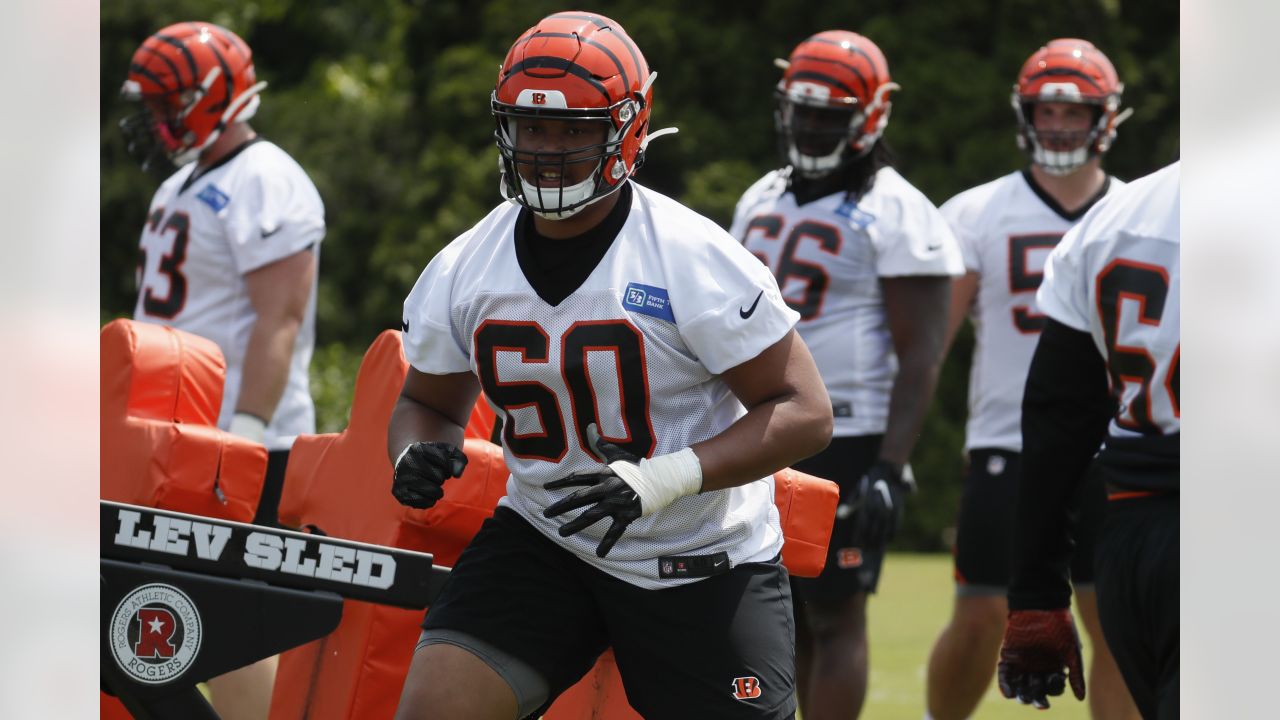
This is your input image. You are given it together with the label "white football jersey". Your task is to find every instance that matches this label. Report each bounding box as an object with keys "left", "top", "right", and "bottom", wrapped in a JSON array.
[
  {"left": 1038, "top": 162, "right": 1180, "bottom": 441},
  {"left": 731, "top": 167, "right": 963, "bottom": 436},
  {"left": 942, "top": 171, "right": 1125, "bottom": 451},
  {"left": 402, "top": 182, "right": 799, "bottom": 589},
  {"left": 133, "top": 140, "right": 325, "bottom": 451}
]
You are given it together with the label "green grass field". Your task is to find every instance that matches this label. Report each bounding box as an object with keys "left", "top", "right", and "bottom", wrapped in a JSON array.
[{"left": 860, "top": 553, "right": 1094, "bottom": 720}]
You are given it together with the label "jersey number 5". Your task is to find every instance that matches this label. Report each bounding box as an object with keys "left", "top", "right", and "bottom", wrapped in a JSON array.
[
  {"left": 1008, "top": 233, "right": 1062, "bottom": 333},
  {"left": 139, "top": 207, "right": 191, "bottom": 319},
  {"left": 473, "top": 319, "right": 656, "bottom": 462}
]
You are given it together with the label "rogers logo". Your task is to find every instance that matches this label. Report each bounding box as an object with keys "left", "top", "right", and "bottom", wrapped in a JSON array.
[{"left": 109, "top": 583, "right": 202, "bottom": 684}]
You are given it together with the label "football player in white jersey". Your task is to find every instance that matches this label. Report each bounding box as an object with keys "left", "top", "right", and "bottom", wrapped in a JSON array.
[
  {"left": 388, "top": 13, "right": 832, "bottom": 720},
  {"left": 730, "top": 31, "right": 963, "bottom": 720},
  {"left": 120, "top": 22, "right": 325, "bottom": 719},
  {"left": 998, "top": 162, "right": 1179, "bottom": 719},
  {"left": 924, "top": 39, "right": 1139, "bottom": 720}
]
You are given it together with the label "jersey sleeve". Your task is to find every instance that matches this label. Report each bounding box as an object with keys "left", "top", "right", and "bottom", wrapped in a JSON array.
[
  {"left": 224, "top": 155, "right": 326, "bottom": 274},
  {"left": 401, "top": 243, "right": 472, "bottom": 375},
  {"left": 670, "top": 220, "right": 800, "bottom": 375},
  {"left": 940, "top": 194, "right": 982, "bottom": 273},
  {"left": 874, "top": 194, "right": 965, "bottom": 278},
  {"left": 1035, "top": 223, "right": 1093, "bottom": 332}
]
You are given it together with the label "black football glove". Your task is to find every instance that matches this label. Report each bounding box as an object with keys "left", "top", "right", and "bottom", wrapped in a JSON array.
[
  {"left": 543, "top": 423, "right": 642, "bottom": 559},
  {"left": 998, "top": 608, "right": 1087, "bottom": 709},
  {"left": 847, "top": 460, "right": 913, "bottom": 550},
  {"left": 391, "top": 441, "right": 468, "bottom": 509}
]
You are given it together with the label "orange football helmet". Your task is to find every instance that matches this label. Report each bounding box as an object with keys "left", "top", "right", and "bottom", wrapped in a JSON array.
[
  {"left": 492, "top": 12, "right": 675, "bottom": 219},
  {"left": 1012, "top": 39, "right": 1130, "bottom": 175},
  {"left": 120, "top": 22, "right": 266, "bottom": 171},
  {"left": 774, "top": 31, "right": 898, "bottom": 179}
]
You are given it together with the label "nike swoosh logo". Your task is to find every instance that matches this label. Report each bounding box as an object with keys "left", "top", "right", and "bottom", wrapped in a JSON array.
[
  {"left": 925, "top": 243, "right": 942, "bottom": 251},
  {"left": 739, "top": 291, "right": 764, "bottom": 319},
  {"left": 262, "top": 226, "right": 283, "bottom": 239}
]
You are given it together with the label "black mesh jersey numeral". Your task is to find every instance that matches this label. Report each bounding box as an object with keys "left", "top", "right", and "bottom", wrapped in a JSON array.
[
  {"left": 474, "top": 321, "right": 568, "bottom": 461},
  {"left": 1096, "top": 260, "right": 1178, "bottom": 432},
  {"left": 562, "top": 320, "right": 655, "bottom": 460},
  {"left": 141, "top": 210, "right": 191, "bottom": 319},
  {"left": 1008, "top": 233, "right": 1062, "bottom": 333}
]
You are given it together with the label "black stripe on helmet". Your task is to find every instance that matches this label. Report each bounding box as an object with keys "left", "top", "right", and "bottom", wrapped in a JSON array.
[
  {"left": 206, "top": 41, "right": 235, "bottom": 112},
  {"left": 790, "top": 55, "right": 871, "bottom": 98},
  {"left": 154, "top": 33, "right": 199, "bottom": 87},
  {"left": 1026, "top": 67, "right": 1105, "bottom": 93},
  {"left": 136, "top": 47, "right": 183, "bottom": 91},
  {"left": 127, "top": 62, "right": 174, "bottom": 94},
  {"left": 542, "top": 14, "right": 645, "bottom": 83},
  {"left": 598, "top": 28, "right": 644, "bottom": 88},
  {"left": 499, "top": 56, "right": 611, "bottom": 103},
  {"left": 518, "top": 32, "right": 630, "bottom": 91},
  {"left": 806, "top": 35, "right": 884, "bottom": 78},
  {"left": 787, "top": 70, "right": 861, "bottom": 100},
  {"left": 546, "top": 12, "right": 609, "bottom": 28}
]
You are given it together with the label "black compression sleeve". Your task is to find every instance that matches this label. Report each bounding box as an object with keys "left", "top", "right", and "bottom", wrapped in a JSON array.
[{"left": 1008, "top": 318, "right": 1116, "bottom": 610}]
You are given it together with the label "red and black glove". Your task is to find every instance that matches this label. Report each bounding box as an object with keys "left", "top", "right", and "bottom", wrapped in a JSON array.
[{"left": 997, "top": 608, "right": 1086, "bottom": 709}]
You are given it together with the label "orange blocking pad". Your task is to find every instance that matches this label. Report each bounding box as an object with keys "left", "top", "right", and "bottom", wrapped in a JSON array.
[
  {"left": 269, "top": 330, "right": 504, "bottom": 720},
  {"left": 100, "top": 319, "right": 270, "bottom": 719},
  {"left": 100, "top": 319, "right": 268, "bottom": 523},
  {"left": 268, "top": 329, "right": 840, "bottom": 719}
]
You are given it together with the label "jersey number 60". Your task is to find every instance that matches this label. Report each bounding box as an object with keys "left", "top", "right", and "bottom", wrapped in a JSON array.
[{"left": 473, "top": 319, "right": 657, "bottom": 463}]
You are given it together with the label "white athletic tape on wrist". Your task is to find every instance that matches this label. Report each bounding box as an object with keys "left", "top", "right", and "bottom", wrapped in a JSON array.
[
  {"left": 229, "top": 412, "right": 267, "bottom": 444},
  {"left": 608, "top": 448, "right": 702, "bottom": 516}
]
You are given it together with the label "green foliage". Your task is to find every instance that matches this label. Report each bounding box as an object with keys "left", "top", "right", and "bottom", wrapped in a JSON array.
[{"left": 101, "top": 1, "right": 1177, "bottom": 550}]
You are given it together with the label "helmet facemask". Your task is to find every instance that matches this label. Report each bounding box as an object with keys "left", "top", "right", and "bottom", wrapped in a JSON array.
[
  {"left": 1014, "top": 100, "right": 1113, "bottom": 176},
  {"left": 774, "top": 79, "right": 896, "bottom": 180},
  {"left": 494, "top": 93, "right": 636, "bottom": 220}
]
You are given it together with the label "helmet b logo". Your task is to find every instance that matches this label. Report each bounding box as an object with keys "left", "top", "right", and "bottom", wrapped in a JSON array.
[
  {"left": 531, "top": 92, "right": 547, "bottom": 105},
  {"left": 731, "top": 676, "right": 763, "bottom": 700}
]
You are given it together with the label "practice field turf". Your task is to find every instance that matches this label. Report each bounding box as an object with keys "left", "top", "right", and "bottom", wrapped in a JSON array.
[{"left": 858, "top": 553, "right": 1095, "bottom": 720}]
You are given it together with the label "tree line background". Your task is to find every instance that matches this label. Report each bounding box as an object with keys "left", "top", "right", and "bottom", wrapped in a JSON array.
[{"left": 101, "top": 0, "right": 1179, "bottom": 550}]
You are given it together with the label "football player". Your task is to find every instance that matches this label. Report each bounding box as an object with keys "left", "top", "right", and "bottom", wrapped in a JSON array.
[
  {"left": 389, "top": 12, "right": 832, "bottom": 720},
  {"left": 729, "top": 31, "right": 963, "bottom": 719},
  {"left": 120, "top": 22, "right": 325, "bottom": 718},
  {"left": 925, "top": 39, "right": 1139, "bottom": 720},
  {"left": 997, "top": 161, "right": 1179, "bottom": 719}
]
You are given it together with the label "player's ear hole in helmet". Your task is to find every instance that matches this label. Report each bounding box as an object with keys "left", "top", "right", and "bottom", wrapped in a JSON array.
[
  {"left": 491, "top": 12, "right": 677, "bottom": 220},
  {"left": 119, "top": 22, "right": 266, "bottom": 172},
  {"left": 1011, "top": 38, "right": 1132, "bottom": 176}
]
